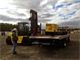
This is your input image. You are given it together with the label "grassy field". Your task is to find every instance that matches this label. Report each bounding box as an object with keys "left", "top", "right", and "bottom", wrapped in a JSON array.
[{"left": 0, "top": 33, "right": 80, "bottom": 60}]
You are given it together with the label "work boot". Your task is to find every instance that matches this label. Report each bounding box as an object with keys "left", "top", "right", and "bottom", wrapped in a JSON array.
[
  {"left": 15, "top": 51, "right": 17, "bottom": 54},
  {"left": 13, "top": 53, "right": 16, "bottom": 55},
  {"left": 13, "top": 51, "right": 17, "bottom": 55}
]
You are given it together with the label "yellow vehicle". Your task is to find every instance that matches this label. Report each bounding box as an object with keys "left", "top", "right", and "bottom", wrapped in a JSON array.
[
  {"left": 45, "top": 24, "right": 58, "bottom": 35},
  {"left": 6, "top": 22, "right": 31, "bottom": 46}
]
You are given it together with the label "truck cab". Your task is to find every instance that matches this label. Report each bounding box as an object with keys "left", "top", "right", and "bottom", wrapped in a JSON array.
[
  {"left": 57, "top": 29, "right": 68, "bottom": 35},
  {"left": 6, "top": 22, "right": 31, "bottom": 45}
]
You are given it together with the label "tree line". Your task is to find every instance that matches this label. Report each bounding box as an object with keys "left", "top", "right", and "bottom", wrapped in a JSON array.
[
  {"left": 67, "top": 28, "right": 80, "bottom": 31},
  {"left": 0, "top": 23, "right": 17, "bottom": 31},
  {"left": 0, "top": 23, "right": 80, "bottom": 31}
]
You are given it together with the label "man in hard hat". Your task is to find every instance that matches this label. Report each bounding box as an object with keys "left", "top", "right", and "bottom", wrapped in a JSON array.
[{"left": 11, "top": 28, "right": 18, "bottom": 54}]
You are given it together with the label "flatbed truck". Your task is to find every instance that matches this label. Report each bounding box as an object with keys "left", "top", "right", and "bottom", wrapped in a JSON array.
[
  {"left": 29, "top": 29, "right": 70, "bottom": 47},
  {"left": 28, "top": 10, "right": 70, "bottom": 48},
  {"left": 6, "top": 10, "right": 70, "bottom": 48}
]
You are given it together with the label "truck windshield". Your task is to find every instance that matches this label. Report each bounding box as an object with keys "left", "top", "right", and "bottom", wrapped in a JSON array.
[
  {"left": 18, "top": 23, "right": 30, "bottom": 36},
  {"left": 24, "top": 24, "right": 30, "bottom": 32},
  {"left": 58, "top": 29, "right": 66, "bottom": 32},
  {"left": 19, "top": 24, "right": 24, "bottom": 31}
]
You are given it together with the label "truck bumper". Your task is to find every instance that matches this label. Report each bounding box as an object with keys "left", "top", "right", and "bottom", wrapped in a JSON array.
[{"left": 31, "top": 39, "right": 61, "bottom": 45}]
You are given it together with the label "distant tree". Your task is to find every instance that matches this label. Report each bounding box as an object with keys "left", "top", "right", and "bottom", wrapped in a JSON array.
[
  {"left": 66, "top": 28, "right": 80, "bottom": 31},
  {"left": 0, "top": 23, "right": 17, "bottom": 31}
]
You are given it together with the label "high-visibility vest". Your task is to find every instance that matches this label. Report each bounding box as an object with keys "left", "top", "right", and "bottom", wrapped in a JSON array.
[{"left": 11, "top": 32, "right": 18, "bottom": 41}]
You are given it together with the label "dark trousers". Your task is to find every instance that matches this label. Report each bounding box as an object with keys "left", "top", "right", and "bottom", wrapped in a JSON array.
[{"left": 12, "top": 41, "right": 17, "bottom": 53}]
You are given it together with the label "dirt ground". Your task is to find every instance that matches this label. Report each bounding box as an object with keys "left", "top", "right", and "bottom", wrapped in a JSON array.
[{"left": 0, "top": 33, "right": 80, "bottom": 60}]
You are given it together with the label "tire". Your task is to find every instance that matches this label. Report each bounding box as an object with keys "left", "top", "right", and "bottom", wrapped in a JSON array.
[
  {"left": 61, "top": 40, "right": 67, "bottom": 48},
  {"left": 38, "top": 42, "right": 42, "bottom": 47},
  {"left": 68, "top": 37, "right": 70, "bottom": 42},
  {"left": 28, "top": 39, "right": 32, "bottom": 46},
  {"left": 22, "top": 38, "right": 32, "bottom": 46},
  {"left": 6, "top": 37, "right": 12, "bottom": 45}
]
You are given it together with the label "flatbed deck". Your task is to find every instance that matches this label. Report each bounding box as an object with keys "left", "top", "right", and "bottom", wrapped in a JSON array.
[{"left": 29, "top": 34, "right": 70, "bottom": 40}]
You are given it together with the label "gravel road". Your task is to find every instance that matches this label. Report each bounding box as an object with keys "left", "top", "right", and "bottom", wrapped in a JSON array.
[{"left": 0, "top": 33, "right": 80, "bottom": 60}]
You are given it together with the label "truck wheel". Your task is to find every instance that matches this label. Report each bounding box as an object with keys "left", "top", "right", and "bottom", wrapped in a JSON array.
[
  {"left": 28, "top": 39, "right": 32, "bottom": 46},
  {"left": 38, "top": 42, "right": 42, "bottom": 47},
  {"left": 22, "top": 38, "right": 28, "bottom": 46},
  {"left": 61, "top": 40, "right": 67, "bottom": 48},
  {"left": 22, "top": 38, "right": 32, "bottom": 46},
  {"left": 68, "top": 37, "right": 70, "bottom": 42},
  {"left": 6, "top": 37, "right": 12, "bottom": 45}
]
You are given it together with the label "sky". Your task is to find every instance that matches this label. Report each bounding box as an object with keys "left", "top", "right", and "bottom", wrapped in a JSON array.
[{"left": 0, "top": 0, "right": 80, "bottom": 29}]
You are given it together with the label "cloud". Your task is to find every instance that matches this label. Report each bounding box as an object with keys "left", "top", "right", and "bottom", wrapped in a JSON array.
[
  {"left": 66, "top": 3, "right": 73, "bottom": 6},
  {"left": 0, "top": 14, "right": 29, "bottom": 22},
  {"left": 0, "top": 7, "right": 9, "bottom": 9},
  {"left": 67, "top": 11, "right": 76, "bottom": 15},
  {"left": 58, "top": 17, "right": 80, "bottom": 27},
  {"left": 40, "top": 0, "right": 48, "bottom": 6},
  {"left": 59, "top": 14, "right": 66, "bottom": 18},
  {"left": 0, "top": 0, "right": 80, "bottom": 29},
  {"left": 56, "top": 2, "right": 80, "bottom": 15},
  {"left": 48, "top": 10, "right": 80, "bottom": 27},
  {"left": 55, "top": 0, "right": 79, "bottom": 6},
  {"left": 6, "top": 10, "right": 26, "bottom": 16}
]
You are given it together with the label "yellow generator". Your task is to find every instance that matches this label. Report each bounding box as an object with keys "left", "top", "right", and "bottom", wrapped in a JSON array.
[
  {"left": 45, "top": 24, "right": 58, "bottom": 35},
  {"left": 6, "top": 22, "right": 31, "bottom": 46}
]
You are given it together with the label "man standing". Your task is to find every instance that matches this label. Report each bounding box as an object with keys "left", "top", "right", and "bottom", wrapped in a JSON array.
[{"left": 11, "top": 28, "right": 18, "bottom": 55}]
